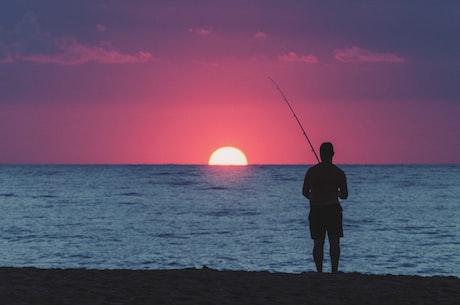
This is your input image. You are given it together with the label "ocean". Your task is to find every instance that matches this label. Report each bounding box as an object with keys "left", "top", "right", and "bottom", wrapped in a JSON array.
[{"left": 0, "top": 165, "right": 458, "bottom": 277}]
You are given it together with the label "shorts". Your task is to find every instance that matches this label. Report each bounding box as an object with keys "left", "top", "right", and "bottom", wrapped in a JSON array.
[{"left": 309, "top": 204, "right": 343, "bottom": 240}]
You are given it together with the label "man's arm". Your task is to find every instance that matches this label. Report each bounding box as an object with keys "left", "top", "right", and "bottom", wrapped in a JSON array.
[
  {"left": 339, "top": 172, "right": 348, "bottom": 200},
  {"left": 302, "top": 172, "right": 310, "bottom": 199}
]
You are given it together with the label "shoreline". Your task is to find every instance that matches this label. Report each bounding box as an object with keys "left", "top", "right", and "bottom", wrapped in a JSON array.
[{"left": 0, "top": 267, "right": 458, "bottom": 304}]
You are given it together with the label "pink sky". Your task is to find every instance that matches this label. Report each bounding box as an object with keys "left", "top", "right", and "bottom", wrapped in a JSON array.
[{"left": 0, "top": 1, "right": 459, "bottom": 164}]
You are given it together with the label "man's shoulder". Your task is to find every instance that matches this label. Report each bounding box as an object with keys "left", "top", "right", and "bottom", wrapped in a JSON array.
[
  {"left": 306, "top": 163, "right": 321, "bottom": 173},
  {"left": 309, "top": 163, "right": 346, "bottom": 175},
  {"left": 332, "top": 164, "right": 346, "bottom": 176}
]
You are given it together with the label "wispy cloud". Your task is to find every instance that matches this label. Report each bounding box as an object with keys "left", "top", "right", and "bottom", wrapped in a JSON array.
[
  {"left": 188, "top": 27, "right": 213, "bottom": 36},
  {"left": 0, "top": 56, "right": 14, "bottom": 64},
  {"left": 278, "top": 51, "right": 318, "bottom": 63},
  {"left": 334, "top": 46, "right": 406, "bottom": 63},
  {"left": 15, "top": 39, "right": 152, "bottom": 65},
  {"left": 96, "top": 24, "right": 107, "bottom": 32},
  {"left": 254, "top": 31, "right": 268, "bottom": 39},
  {"left": 0, "top": 12, "right": 153, "bottom": 65}
]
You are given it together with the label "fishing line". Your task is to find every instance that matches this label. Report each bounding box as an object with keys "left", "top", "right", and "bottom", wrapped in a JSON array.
[{"left": 269, "top": 77, "right": 320, "bottom": 163}]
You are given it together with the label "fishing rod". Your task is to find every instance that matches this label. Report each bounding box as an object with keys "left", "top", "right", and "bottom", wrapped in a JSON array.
[{"left": 269, "top": 77, "right": 320, "bottom": 163}]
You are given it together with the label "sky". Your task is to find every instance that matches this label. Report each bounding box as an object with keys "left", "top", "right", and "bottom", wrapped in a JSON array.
[{"left": 0, "top": 0, "right": 459, "bottom": 164}]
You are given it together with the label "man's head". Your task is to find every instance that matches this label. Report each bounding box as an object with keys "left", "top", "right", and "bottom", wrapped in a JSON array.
[{"left": 320, "top": 142, "right": 334, "bottom": 162}]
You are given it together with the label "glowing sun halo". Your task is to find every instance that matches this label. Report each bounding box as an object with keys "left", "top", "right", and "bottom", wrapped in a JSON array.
[{"left": 208, "top": 147, "right": 248, "bottom": 166}]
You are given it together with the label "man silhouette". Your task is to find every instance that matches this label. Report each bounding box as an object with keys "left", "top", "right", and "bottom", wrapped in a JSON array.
[{"left": 303, "top": 142, "right": 348, "bottom": 273}]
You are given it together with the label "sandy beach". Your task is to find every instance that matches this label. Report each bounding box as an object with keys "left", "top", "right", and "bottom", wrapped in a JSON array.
[{"left": 0, "top": 267, "right": 458, "bottom": 304}]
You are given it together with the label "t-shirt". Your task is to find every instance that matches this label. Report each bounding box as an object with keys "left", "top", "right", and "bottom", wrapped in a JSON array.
[{"left": 303, "top": 162, "right": 348, "bottom": 207}]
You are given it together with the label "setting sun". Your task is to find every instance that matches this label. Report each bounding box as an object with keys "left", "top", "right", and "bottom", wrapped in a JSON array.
[{"left": 208, "top": 147, "right": 248, "bottom": 166}]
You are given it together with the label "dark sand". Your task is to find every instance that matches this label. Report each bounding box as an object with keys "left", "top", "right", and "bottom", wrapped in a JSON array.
[{"left": 0, "top": 267, "right": 458, "bottom": 304}]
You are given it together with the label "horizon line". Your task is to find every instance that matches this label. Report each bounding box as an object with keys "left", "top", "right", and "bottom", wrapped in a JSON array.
[{"left": 0, "top": 163, "right": 458, "bottom": 166}]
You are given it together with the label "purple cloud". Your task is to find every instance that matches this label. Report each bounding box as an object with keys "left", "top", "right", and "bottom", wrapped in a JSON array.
[
  {"left": 188, "top": 27, "right": 213, "bottom": 36},
  {"left": 334, "top": 46, "right": 406, "bottom": 63},
  {"left": 0, "top": 12, "right": 153, "bottom": 65},
  {"left": 254, "top": 31, "right": 268, "bottom": 39},
  {"left": 278, "top": 51, "right": 318, "bottom": 64},
  {"left": 96, "top": 24, "right": 107, "bottom": 32}
]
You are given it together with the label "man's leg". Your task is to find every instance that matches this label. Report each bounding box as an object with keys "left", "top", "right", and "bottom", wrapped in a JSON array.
[
  {"left": 329, "top": 238, "right": 340, "bottom": 273},
  {"left": 313, "top": 239, "right": 325, "bottom": 272}
]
